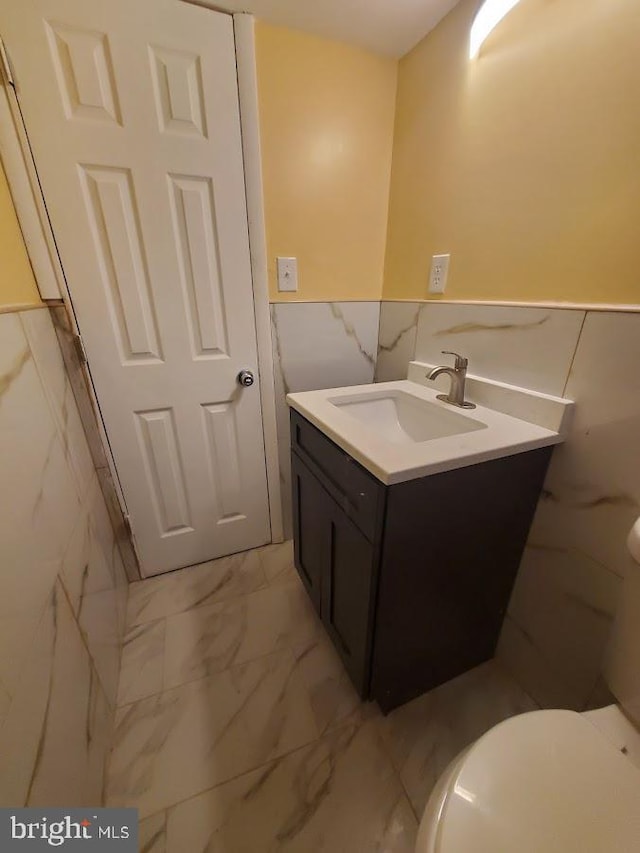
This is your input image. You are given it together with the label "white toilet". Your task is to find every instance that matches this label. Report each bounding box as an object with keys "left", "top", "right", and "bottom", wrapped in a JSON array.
[{"left": 416, "top": 523, "right": 640, "bottom": 852}]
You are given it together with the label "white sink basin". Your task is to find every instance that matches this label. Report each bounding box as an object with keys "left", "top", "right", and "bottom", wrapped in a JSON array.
[
  {"left": 329, "top": 389, "right": 486, "bottom": 444},
  {"left": 286, "top": 372, "right": 573, "bottom": 485}
]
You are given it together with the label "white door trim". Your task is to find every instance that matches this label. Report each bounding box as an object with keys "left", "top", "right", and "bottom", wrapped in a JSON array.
[{"left": 234, "top": 13, "right": 283, "bottom": 544}]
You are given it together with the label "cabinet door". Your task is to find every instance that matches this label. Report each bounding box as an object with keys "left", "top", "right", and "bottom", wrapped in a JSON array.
[
  {"left": 291, "top": 452, "right": 326, "bottom": 613},
  {"left": 322, "top": 497, "right": 374, "bottom": 697}
]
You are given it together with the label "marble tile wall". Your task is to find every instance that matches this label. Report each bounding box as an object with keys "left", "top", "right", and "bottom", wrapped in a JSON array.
[
  {"left": 376, "top": 301, "right": 585, "bottom": 393},
  {"left": 270, "top": 301, "right": 380, "bottom": 537},
  {"left": 375, "top": 302, "right": 420, "bottom": 382},
  {"left": 0, "top": 307, "right": 128, "bottom": 806},
  {"left": 497, "top": 311, "right": 640, "bottom": 709},
  {"left": 413, "top": 303, "right": 585, "bottom": 395},
  {"left": 376, "top": 301, "right": 640, "bottom": 711}
]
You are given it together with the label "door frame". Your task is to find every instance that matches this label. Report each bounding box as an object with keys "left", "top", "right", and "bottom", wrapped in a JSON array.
[
  {"left": 233, "top": 13, "right": 283, "bottom": 544},
  {"left": 0, "top": 9, "right": 284, "bottom": 547}
]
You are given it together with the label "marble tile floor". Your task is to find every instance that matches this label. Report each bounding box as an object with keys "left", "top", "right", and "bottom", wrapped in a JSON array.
[{"left": 107, "top": 541, "right": 538, "bottom": 852}]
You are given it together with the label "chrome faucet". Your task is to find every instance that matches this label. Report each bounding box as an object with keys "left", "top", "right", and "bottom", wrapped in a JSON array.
[{"left": 427, "top": 351, "right": 476, "bottom": 409}]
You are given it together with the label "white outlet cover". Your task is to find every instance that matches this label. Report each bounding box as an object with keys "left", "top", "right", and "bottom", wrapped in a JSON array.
[
  {"left": 277, "top": 257, "right": 298, "bottom": 292},
  {"left": 429, "top": 253, "right": 450, "bottom": 294}
]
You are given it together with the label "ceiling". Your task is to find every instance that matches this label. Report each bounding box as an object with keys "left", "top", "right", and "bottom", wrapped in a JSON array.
[{"left": 210, "top": 0, "right": 462, "bottom": 58}]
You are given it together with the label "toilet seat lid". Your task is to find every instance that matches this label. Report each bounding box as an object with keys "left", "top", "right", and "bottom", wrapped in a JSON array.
[{"left": 431, "top": 710, "right": 640, "bottom": 853}]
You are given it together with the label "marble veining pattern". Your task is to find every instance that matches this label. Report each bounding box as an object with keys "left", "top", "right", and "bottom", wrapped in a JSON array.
[
  {"left": 528, "top": 312, "right": 640, "bottom": 580},
  {"left": 126, "top": 549, "right": 267, "bottom": 627},
  {"left": 63, "top": 506, "right": 118, "bottom": 615},
  {"left": 108, "top": 538, "right": 539, "bottom": 845},
  {"left": 162, "top": 580, "right": 321, "bottom": 690},
  {"left": 270, "top": 301, "right": 380, "bottom": 536},
  {"left": 139, "top": 812, "right": 167, "bottom": 853},
  {"left": 375, "top": 302, "right": 420, "bottom": 382},
  {"left": 434, "top": 315, "right": 551, "bottom": 335},
  {"left": 414, "top": 302, "right": 585, "bottom": 396},
  {"left": 497, "top": 617, "right": 576, "bottom": 711},
  {"left": 260, "top": 540, "right": 298, "bottom": 586},
  {"left": 0, "top": 313, "right": 80, "bottom": 696},
  {"left": 377, "top": 660, "right": 538, "bottom": 817},
  {"left": 328, "top": 302, "right": 377, "bottom": 367},
  {"left": 0, "top": 581, "right": 111, "bottom": 806},
  {"left": 59, "top": 477, "right": 127, "bottom": 706},
  {"left": 502, "top": 544, "right": 620, "bottom": 708},
  {"left": 21, "top": 308, "right": 95, "bottom": 500},
  {"left": 165, "top": 719, "right": 417, "bottom": 852},
  {"left": 0, "top": 341, "right": 30, "bottom": 398},
  {"left": 497, "top": 310, "right": 640, "bottom": 709},
  {"left": 0, "top": 308, "right": 125, "bottom": 805},
  {"left": 271, "top": 302, "right": 379, "bottom": 397},
  {"left": 107, "top": 647, "right": 322, "bottom": 818},
  {"left": 289, "top": 628, "right": 364, "bottom": 739},
  {"left": 118, "top": 620, "right": 166, "bottom": 706}
]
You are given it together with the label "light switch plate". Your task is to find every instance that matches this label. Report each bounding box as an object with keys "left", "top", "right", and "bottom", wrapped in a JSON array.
[
  {"left": 429, "top": 253, "right": 450, "bottom": 294},
  {"left": 277, "top": 257, "right": 298, "bottom": 292}
]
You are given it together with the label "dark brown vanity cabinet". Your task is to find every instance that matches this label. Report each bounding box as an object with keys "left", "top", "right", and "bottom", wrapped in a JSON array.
[
  {"left": 290, "top": 409, "right": 552, "bottom": 713},
  {"left": 292, "top": 452, "right": 377, "bottom": 694}
]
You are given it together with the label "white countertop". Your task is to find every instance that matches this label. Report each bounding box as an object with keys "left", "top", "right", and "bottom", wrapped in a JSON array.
[{"left": 286, "top": 373, "right": 573, "bottom": 485}]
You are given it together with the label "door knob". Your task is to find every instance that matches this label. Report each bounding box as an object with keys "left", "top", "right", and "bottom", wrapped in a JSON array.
[{"left": 237, "top": 369, "right": 255, "bottom": 387}]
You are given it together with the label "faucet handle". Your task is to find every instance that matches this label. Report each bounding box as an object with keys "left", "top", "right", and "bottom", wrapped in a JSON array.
[{"left": 441, "top": 351, "right": 468, "bottom": 370}]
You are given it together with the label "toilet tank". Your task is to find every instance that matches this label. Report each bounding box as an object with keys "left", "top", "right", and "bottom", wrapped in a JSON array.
[{"left": 604, "top": 543, "right": 640, "bottom": 727}]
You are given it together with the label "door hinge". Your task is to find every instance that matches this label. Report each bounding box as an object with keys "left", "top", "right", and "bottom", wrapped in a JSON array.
[
  {"left": 73, "top": 333, "right": 88, "bottom": 365},
  {"left": 0, "top": 36, "right": 15, "bottom": 88}
]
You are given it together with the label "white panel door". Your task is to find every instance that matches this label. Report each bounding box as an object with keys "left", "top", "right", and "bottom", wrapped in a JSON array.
[{"left": 1, "top": 0, "right": 271, "bottom": 575}]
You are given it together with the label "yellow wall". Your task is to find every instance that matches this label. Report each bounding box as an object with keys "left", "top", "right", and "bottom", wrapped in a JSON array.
[
  {"left": 0, "top": 159, "right": 40, "bottom": 310},
  {"left": 255, "top": 22, "right": 397, "bottom": 302},
  {"left": 384, "top": 0, "right": 640, "bottom": 304}
]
